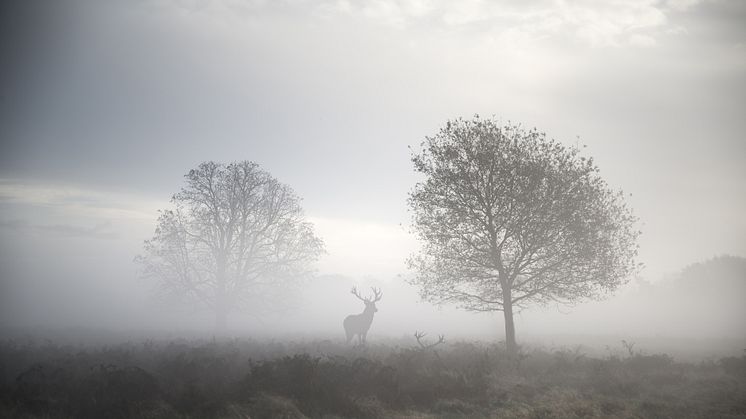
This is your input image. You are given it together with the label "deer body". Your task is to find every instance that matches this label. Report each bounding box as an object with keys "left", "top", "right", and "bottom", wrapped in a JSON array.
[{"left": 343, "top": 287, "right": 382, "bottom": 345}]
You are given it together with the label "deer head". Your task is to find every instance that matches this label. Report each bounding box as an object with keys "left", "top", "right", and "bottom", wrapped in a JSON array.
[{"left": 351, "top": 286, "right": 383, "bottom": 313}]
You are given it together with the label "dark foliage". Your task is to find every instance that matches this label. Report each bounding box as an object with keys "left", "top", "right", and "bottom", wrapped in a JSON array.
[
  {"left": 1, "top": 338, "right": 744, "bottom": 418},
  {"left": 11, "top": 363, "right": 158, "bottom": 418}
]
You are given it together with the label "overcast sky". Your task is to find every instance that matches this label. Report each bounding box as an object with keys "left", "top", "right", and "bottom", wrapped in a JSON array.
[{"left": 1, "top": 0, "right": 745, "bottom": 331}]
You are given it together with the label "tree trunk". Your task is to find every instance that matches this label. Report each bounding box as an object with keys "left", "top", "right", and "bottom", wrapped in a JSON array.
[
  {"left": 215, "top": 252, "right": 228, "bottom": 336},
  {"left": 215, "top": 305, "right": 228, "bottom": 335},
  {"left": 214, "top": 282, "right": 229, "bottom": 335},
  {"left": 502, "top": 286, "right": 517, "bottom": 354}
]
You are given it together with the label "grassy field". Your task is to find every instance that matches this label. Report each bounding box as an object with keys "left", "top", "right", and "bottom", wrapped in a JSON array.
[{"left": 1, "top": 336, "right": 745, "bottom": 418}]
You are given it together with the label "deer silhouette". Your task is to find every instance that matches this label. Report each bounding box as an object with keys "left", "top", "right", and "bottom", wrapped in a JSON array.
[{"left": 343, "top": 287, "right": 382, "bottom": 345}]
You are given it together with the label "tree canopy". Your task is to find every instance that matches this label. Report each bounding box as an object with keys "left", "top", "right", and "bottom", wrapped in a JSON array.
[
  {"left": 137, "top": 161, "right": 324, "bottom": 331},
  {"left": 407, "top": 116, "right": 640, "bottom": 351}
]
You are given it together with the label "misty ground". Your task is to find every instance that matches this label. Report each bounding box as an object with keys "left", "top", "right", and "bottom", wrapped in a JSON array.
[
  {"left": 1, "top": 258, "right": 744, "bottom": 418},
  {"left": 2, "top": 332, "right": 745, "bottom": 419}
]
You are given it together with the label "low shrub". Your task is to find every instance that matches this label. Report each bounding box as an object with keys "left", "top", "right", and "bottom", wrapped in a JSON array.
[{"left": 1, "top": 337, "right": 744, "bottom": 418}]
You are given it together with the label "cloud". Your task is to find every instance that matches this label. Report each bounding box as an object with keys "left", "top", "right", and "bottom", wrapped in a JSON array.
[
  {"left": 0, "top": 219, "right": 119, "bottom": 240},
  {"left": 664, "top": 0, "right": 707, "bottom": 12},
  {"left": 0, "top": 179, "right": 166, "bottom": 221},
  {"left": 153, "top": 0, "right": 690, "bottom": 48},
  {"left": 0, "top": 179, "right": 168, "bottom": 244},
  {"left": 36, "top": 222, "right": 120, "bottom": 240},
  {"left": 305, "top": 0, "right": 684, "bottom": 47},
  {"left": 628, "top": 33, "right": 657, "bottom": 47}
]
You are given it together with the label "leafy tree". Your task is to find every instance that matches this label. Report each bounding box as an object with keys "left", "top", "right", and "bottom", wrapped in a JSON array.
[
  {"left": 407, "top": 116, "right": 640, "bottom": 352},
  {"left": 137, "top": 161, "right": 324, "bottom": 331}
]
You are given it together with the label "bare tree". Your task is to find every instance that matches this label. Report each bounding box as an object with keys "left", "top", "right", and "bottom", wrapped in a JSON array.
[
  {"left": 407, "top": 116, "right": 640, "bottom": 353},
  {"left": 137, "top": 161, "right": 324, "bottom": 332},
  {"left": 343, "top": 287, "right": 383, "bottom": 345}
]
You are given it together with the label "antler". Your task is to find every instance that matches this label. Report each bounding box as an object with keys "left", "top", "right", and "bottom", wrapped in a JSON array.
[
  {"left": 351, "top": 286, "right": 367, "bottom": 302},
  {"left": 414, "top": 331, "right": 445, "bottom": 350},
  {"left": 351, "top": 286, "right": 383, "bottom": 303}
]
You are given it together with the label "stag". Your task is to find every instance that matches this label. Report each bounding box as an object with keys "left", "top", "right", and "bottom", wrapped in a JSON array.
[
  {"left": 343, "top": 287, "right": 382, "bottom": 345},
  {"left": 414, "top": 331, "right": 445, "bottom": 351}
]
